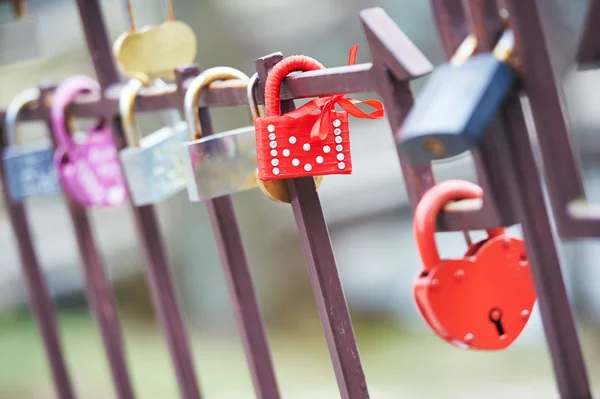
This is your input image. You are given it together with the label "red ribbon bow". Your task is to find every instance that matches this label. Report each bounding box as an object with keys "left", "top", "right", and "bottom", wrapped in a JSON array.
[{"left": 285, "top": 44, "right": 385, "bottom": 140}]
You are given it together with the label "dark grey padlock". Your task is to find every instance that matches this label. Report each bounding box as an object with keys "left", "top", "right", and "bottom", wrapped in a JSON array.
[
  {"left": 399, "top": 30, "right": 516, "bottom": 165},
  {"left": 2, "top": 88, "right": 61, "bottom": 202}
]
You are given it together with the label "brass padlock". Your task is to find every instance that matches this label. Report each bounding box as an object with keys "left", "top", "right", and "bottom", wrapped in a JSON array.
[{"left": 112, "top": 0, "right": 197, "bottom": 84}]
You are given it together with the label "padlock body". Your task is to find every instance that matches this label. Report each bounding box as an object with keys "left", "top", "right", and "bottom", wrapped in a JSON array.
[
  {"left": 255, "top": 111, "right": 351, "bottom": 181},
  {"left": 413, "top": 235, "right": 536, "bottom": 350},
  {"left": 182, "top": 125, "right": 258, "bottom": 201},
  {"left": 120, "top": 121, "right": 189, "bottom": 205},
  {"left": 399, "top": 54, "right": 514, "bottom": 164},
  {"left": 2, "top": 139, "right": 61, "bottom": 202},
  {"left": 55, "top": 123, "right": 128, "bottom": 207}
]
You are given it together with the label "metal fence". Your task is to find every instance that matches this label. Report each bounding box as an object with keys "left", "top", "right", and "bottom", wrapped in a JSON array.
[{"left": 0, "top": 0, "right": 597, "bottom": 398}]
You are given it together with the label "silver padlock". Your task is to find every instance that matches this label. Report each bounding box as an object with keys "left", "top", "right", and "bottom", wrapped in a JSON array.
[
  {"left": 119, "top": 78, "right": 189, "bottom": 205},
  {"left": 181, "top": 67, "right": 259, "bottom": 201},
  {"left": 2, "top": 87, "right": 61, "bottom": 202}
]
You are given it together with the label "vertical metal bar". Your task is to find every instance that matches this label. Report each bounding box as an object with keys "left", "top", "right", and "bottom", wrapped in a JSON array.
[
  {"left": 175, "top": 66, "right": 281, "bottom": 399},
  {"left": 507, "top": 0, "right": 585, "bottom": 236},
  {"left": 497, "top": 0, "right": 592, "bottom": 396},
  {"left": 123, "top": 198, "right": 202, "bottom": 399},
  {"left": 74, "top": 0, "right": 201, "bottom": 396},
  {"left": 500, "top": 93, "right": 592, "bottom": 399},
  {"left": 577, "top": 0, "right": 600, "bottom": 64},
  {"left": 39, "top": 84, "right": 136, "bottom": 399},
  {"left": 73, "top": 1, "right": 203, "bottom": 397},
  {"left": 501, "top": 0, "right": 588, "bottom": 239},
  {"left": 0, "top": 128, "right": 76, "bottom": 399},
  {"left": 433, "top": 1, "right": 592, "bottom": 397},
  {"left": 359, "top": 7, "right": 512, "bottom": 231},
  {"left": 256, "top": 55, "right": 370, "bottom": 399}
]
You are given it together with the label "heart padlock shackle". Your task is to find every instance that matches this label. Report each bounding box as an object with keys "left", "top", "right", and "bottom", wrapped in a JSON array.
[
  {"left": 254, "top": 46, "right": 384, "bottom": 182},
  {"left": 50, "top": 75, "right": 128, "bottom": 207},
  {"left": 412, "top": 179, "right": 537, "bottom": 350},
  {"left": 2, "top": 87, "right": 61, "bottom": 202},
  {"left": 119, "top": 78, "right": 189, "bottom": 205},
  {"left": 113, "top": 0, "right": 197, "bottom": 84},
  {"left": 399, "top": 28, "right": 517, "bottom": 164}
]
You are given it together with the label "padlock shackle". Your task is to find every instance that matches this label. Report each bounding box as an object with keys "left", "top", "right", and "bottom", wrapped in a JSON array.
[
  {"left": 183, "top": 66, "right": 249, "bottom": 141},
  {"left": 247, "top": 73, "right": 264, "bottom": 119},
  {"left": 449, "top": 34, "right": 478, "bottom": 66},
  {"left": 119, "top": 78, "right": 144, "bottom": 147},
  {"left": 493, "top": 29, "right": 515, "bottom": 64},
  {"left": 414, "top": 179, "right": 506, "bottom": 273},
  {"left": 121, "top": 0, "right": 175, "bottom": 32},
  {"left": 4, "top": 87, "right": 40, "bottom": 147},
  {"left": 119, "top": 78, "right": 181, "bottom": 147},
  {"left": 50, "top": 75, "right": 102, "bottom": 150},
  {"left": 264, "top": 56, "right": 325, "bottom": 117}
]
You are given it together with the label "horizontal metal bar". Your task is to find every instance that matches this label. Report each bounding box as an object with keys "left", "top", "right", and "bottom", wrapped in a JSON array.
[{"left": 1, "top": 63, "right": 376, "bottom": 123}]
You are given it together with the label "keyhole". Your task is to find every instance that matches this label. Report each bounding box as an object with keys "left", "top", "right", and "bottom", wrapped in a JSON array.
[{"left": 489, "top": 308, "right": 505, "bottom": 337}]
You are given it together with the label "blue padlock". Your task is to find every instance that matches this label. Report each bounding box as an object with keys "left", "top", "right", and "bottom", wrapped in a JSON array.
[
  {"left": 2, "top": 88, "right": 61, "bottom": 202},
  {"left": 399, "top": 30, "right": 516, "bottom": 164}
]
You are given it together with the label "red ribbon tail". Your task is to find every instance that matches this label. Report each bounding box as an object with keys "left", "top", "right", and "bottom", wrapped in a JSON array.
[
  {"left": 337, "top": 97, "right": 385, "bottom": 120},
  {"left": 348, "top": 44, "right": 358, "bottom": 66}
]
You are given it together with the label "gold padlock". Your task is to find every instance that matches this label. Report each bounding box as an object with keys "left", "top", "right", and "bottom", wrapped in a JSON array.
[{"left": 113, "top": 0, "right": 197, "bottom": 84}]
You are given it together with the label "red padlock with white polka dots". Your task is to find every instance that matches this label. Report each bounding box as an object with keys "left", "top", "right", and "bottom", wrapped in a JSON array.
[{"left": 255, "top": 47, "right": 384, "bottom": 182}]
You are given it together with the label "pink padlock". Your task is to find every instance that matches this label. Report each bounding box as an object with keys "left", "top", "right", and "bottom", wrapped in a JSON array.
[{"left": 50, "top": 75, "right": 128, "bottom": 207}]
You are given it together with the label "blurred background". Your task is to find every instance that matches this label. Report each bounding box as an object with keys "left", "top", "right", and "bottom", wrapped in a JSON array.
[{"left": 1, "top": 0, "right": 600, "bottom": 397}]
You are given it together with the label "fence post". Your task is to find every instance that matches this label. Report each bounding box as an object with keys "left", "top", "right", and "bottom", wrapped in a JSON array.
[
  {"left": 414, "top": 1, "right": 592, "bottom": 396},
  {"left": 74, "top": 1, "right": 202, "bottom": 397},
  {"left": 0, "top": 127, "right": 76, "bottom": 399},
  {"left": 175, "top": 65, "right": 281, "bottom": 399},
  {"left": 38, "top": 83, "right": 136, "bottom": 399}
]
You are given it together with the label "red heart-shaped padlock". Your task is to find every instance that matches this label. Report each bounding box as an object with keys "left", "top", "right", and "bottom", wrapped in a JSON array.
[{"left": 412, "top": 179, "right": 537, "bottom": 350}]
